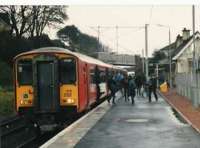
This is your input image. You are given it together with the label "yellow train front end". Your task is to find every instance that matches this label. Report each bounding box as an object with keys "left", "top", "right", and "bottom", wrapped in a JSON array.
[{"left": 14, "top": 50, "right": 79, "bottom": 127}]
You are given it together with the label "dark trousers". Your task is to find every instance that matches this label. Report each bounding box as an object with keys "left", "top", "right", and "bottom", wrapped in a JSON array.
[
  {"left": 108, "top": 90, "right": 116, "bottom": 104},
  {"left": 124, "top": 88, "right": 128, "bottom": 102},
  {"left": 130, "top": 94, "right": 135, "bottom": 104},
  {"left": 136, "top": 86, "right": 141, "bottom": 96},
  {"left": 148, "top": 88, "right": 158, "bottom": 102},
  {"left": 129, "top": 90, "right": 135, "bottom": 104}
]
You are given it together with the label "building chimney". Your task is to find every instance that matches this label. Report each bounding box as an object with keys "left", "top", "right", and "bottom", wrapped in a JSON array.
[
  {"left": 182, "top": 28, "right": 190, "bottom": 40},
  {"left": 176, "top": 34, "right": 183, "bottom": 48}
]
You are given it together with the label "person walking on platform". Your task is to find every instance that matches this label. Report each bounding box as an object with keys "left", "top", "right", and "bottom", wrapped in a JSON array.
[
  {"left": 140, "top": 73, "right": 146, "bottom": 97},
  {"left": 115, "top": 72, "right": 124, "bottom": 94},
  {"left": 135, "top": 75, "right": 142, "bottom": 96},
  {"left": 148, "top": 75, "right": 158, "bottom": 102},
  {"left": 122, "top": 75, "right": 129, "bottom": 102},
  {"left": 128, "top": 76, "right": 136, "bottom": 105},
  {"left": 107, "top": 74, "right": 117, "bottom": 105}
]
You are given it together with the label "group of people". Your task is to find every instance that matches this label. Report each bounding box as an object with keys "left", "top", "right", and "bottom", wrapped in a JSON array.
[
  {"left": 107, "top": 71, "right": 158, "bottom": 105},
  {"left": 107, "top": 72, "right": 136, "bottom": 105}
]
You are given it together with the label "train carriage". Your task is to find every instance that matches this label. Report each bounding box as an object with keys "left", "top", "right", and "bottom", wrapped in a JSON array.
[{"left": 14, "top": 47, "right": 118, "bottom": 127}]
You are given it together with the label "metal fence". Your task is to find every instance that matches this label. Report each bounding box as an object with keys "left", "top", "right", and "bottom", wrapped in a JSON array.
[{"left": 175, "top": 72, "right": 200, "bottom": 107}]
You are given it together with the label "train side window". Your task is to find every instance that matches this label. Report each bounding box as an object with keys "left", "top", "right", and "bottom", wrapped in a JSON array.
[
  {"left": 89, "top": 69, "right": 95, "bottom": 84},
  {"left": 17, "top": 60, "right": 33, "bottom": 85},
  {"left": 100, "top": 71, "right": 106, "bottom": 82},
  {"left": 59, "top": 58, "right": 76, "bottom": 84}
]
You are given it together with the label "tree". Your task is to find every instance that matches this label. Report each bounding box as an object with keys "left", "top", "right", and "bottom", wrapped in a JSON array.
[
  {"left": 57, "top": 25, "right": 80, "bottom": 46},
  {"left": 0, "top": 60, "right": 12, "bottom": 87},
  {"left": 0, "top": 6, "right": 68, "bottom": 38},
  {"left": 151, "top": 50, "right": 166, "bottom": 63},
  {"left": 57, "top": 25, "right": 103, "bottom": 54},
  {"left": 30, "top": 6, "right": 68, "bottom": 37}
]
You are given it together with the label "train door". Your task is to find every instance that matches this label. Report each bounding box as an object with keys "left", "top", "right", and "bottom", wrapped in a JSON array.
[
  {"left": 84, "top": 64, "right": 89, "bottom": 108},
  {"left": 37, "top": 61, "right": 58, "bottom": 112},
  {"left": 95, "top": 66, "right": 100, "bottom": 101},
  {"left": 78, "top": 63, "right": 88, "bottom": 111},
  {"left": 82, "top": 63, "right": 88, "bottom": 109}
]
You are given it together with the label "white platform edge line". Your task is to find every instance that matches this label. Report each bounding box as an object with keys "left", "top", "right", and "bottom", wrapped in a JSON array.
[
  {"left": 40, "top": 93, "right": 122, "bottom": 148},
  {"left": 40, "top": 102, "right": 107, "bottom": 148}
]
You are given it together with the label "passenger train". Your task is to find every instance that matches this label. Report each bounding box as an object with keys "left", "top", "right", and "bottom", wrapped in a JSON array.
[{"left": 14, "top": 47, "right": 127, "bottom": 127}]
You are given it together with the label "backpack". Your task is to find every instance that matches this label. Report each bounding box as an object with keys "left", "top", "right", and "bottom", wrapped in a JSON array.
[
  {"left": 148, "top": 79, "right": 153, "bottom": 86},
  {"left": 129, "top": 79, "right": 136, "bottom": 90}
]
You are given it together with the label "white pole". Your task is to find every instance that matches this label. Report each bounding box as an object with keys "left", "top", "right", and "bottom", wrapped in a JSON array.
[
  {"left": 169, "top": 29, "right": 172, "bottom": 87},
  {"left": 192, "top": 5, "right": 196, "bottom": 71},
  {"left": 145, "top": 24, "right": 149, "bottom": 80},
  {"left": 142, "top": 49, "right": 145, "bottom": 73},
  {"left": 97, "top": 25, "right": 100, "bottom": 51},
  {"left": 156, "top": 64, "right": 159, "bottom": 88},
  {"left": 116, "top": 25, "right": 119, "bottom": 54}
]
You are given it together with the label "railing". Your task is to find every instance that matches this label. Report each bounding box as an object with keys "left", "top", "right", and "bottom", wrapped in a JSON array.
[{"left": 175, "top": 72, "right": 200, "bottom": 107}]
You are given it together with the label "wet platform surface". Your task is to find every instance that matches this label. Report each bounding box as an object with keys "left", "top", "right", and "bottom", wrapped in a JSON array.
[{"left": 75, "top": 95, "right": 200, "bottom": 148}]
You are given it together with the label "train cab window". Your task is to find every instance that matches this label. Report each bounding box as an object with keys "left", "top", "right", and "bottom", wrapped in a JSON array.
[
  {"left": 17, "top": 60, "right": 33, "bottom": 85},
  {"left": 59, "top": 58, "right": 76, "bottom": 84}
]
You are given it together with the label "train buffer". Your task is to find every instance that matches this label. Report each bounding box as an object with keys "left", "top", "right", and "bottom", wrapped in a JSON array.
[{"left": 41, "top": 93, "right": 200, "bottom": 148}]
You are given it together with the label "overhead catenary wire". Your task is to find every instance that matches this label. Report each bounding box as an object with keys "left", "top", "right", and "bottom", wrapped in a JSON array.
[
  {"left": 97, "top": 32, "right": 137, "bottom": 55},
  {"left": 88, "top": 25, "right": 145, "bottom": 54}
]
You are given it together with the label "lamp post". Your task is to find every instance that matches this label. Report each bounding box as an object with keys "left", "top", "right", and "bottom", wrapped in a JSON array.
[{"left": 156, "top": 24, "right": 172, "bottom": 87}]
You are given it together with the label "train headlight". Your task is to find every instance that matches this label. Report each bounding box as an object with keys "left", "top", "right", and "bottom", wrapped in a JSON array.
[
  {"left": 20, "top": 100, "right": 24, "bottom": 105},
  {"left": 67, "top": 98, "right": 74, "bottom": 104},
  {"left": 20, "top": 100, "right": 32, "bottom": 105}
]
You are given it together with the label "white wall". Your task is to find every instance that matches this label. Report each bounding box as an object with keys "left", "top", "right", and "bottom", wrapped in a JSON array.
[{"left": 176, "top": 38, "right": 200, "bottom": 73}]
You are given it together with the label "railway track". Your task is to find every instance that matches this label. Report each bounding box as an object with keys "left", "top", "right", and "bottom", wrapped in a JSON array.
[
  {"left": 0, "top": 96, "right": 111, "bottom": 148},
  {"left": 0, "top": 116, "right": 37, "bottom": 148}
]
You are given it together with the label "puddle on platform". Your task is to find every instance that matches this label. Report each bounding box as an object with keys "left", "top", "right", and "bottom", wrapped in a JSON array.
[
  {"left": 171, "top": 108, "right": 187, "bottom": 124},
  {"left": 167, "top": 107, "right": 188, "bottom": 125}
]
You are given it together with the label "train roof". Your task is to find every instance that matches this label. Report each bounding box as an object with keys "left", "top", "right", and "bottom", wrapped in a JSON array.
[{"left": 14, "top": 47, "right": 114, "bottom": 68}]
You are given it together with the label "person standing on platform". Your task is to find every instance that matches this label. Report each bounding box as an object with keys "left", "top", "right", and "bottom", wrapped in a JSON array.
[
  {"left": 128, "top": 76, "right": 136, "bottom": 105},
  {"left": 107, "top": 73, "right": 117, "bottom": 105},
  {"left": 148, "top": 75, "right": 158, "bottom": 102}
]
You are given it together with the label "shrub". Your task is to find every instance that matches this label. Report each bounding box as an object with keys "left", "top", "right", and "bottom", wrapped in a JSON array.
[{"left": 0, "top": 90, "right": 14, "bottom": 115}]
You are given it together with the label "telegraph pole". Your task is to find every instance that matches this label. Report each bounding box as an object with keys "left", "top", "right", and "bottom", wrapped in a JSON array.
[{"left": 145, "top": 24, "right": 149, "bottom": 80}]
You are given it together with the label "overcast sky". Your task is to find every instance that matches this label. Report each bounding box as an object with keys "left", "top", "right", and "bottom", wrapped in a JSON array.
[{"left": 47, "top": 5, "right": 200, "bottom": 56}]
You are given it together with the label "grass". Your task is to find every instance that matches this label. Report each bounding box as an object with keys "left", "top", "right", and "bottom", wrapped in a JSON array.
[{"left": 0, "top": 89, "right": 15, "bottom": 116}]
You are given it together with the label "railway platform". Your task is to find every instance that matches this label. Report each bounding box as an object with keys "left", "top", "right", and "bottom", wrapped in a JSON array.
[{"left": 41, "top": 92, "right": 200, "bottom": 148}]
